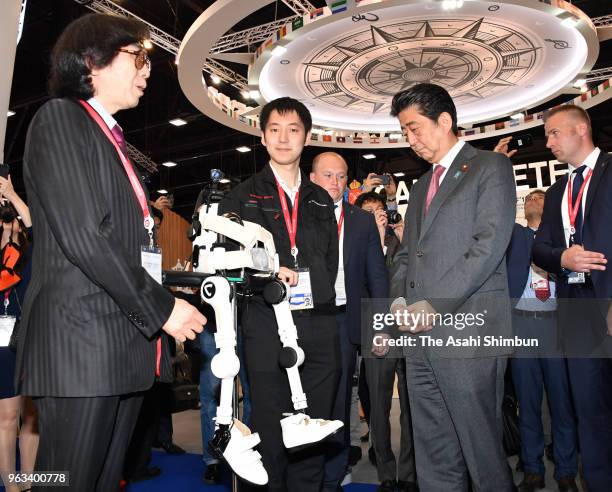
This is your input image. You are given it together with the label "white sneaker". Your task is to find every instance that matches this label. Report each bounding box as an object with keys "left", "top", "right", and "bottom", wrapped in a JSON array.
[
  {"left": 222, "top": 419, "right": 268, "bottom": 485},
  {"left": 280, "top": 413, "right": 344, "bottom": 449}
]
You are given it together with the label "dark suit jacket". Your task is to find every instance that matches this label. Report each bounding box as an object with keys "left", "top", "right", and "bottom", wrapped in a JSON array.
[
  {"left": 532, "top": 150, "right": 612, "bottom": 300},
  {"left": 506, "top": 224, "right": 534, "bottom": 300},
  {"left": 17, "top": 98, "right": 175, "bottom": 397},
  {"left": 342, "top": 202, "right": 388, "bottom": 345},
  {"left": 390, "top": 142, "right": 516, "bottom": 357}
]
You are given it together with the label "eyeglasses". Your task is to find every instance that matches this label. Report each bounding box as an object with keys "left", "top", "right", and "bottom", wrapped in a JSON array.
[{"left": 118, "top": 48, "right": 151, "bottom": 71}]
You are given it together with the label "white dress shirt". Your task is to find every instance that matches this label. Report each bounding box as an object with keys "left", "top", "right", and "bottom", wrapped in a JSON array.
[
  {"left": 435, "top": 140, "right": 466, "bottom": 185},
  {"left": 270, "top": 162, "right": 301, "bottom": 206},
  {"left": 87, "top": 97, "right": 117, "bottom": 131},
  {"left": 560, "top": 147, "right": 600, "bottom": 247},
  {"left": 334, "top": 201, "right": 346, "bottom": 306}
]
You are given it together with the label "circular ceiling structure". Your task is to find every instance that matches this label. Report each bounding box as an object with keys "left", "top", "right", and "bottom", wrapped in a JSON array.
[{"left": 178, "top": 0, "right": 605, "bottom": 147}]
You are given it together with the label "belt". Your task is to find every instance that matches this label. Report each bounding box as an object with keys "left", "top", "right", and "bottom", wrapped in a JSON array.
[{"left": 513, "top": 309, "right": 556, "bottom": 320}]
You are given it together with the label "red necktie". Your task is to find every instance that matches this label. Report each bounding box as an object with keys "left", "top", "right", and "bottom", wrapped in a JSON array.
[
  {"left": 425, "top": 164, "right": 446, "bottom": 214},
  {"left": 111, "top": 124, "right": 128, "bottom": 156}
]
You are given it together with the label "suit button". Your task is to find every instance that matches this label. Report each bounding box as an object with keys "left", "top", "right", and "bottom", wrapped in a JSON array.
[
  {"left": 410, "top": 281, "right": 415, "bottom": 288},
  {"left": 416, "top": 251, "right": 424, "bottom": 257}
]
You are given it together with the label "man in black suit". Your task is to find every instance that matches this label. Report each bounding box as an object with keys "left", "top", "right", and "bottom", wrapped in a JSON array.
[
  {"left": 506, "top": 189, "right": 577, "bottom": 492},
  {"left": 309, "top": 152, "right": 389, "bottom": 491},
  {"left": 18, "top": 14, "right": 205, "bottom": 491},
  {"left": 532, "top": 105, "right": 612, "bottom": 492}
]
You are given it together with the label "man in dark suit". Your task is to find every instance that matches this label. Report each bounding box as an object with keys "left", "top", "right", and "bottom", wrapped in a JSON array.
[
  {"left": 389, "top": 83, "right": 516, "bottom": 491},
  {"left": 310, "top": 152, "right": 389, "bottom": 492},
  {"left": 18, "top": 14, "right": 205, "bottom": 491},
  {"left": 506, "top": 189, "right": 577, "bottom": 492},
  {"left": 532, "top": 105, "right": 612, "bottom": 492}
]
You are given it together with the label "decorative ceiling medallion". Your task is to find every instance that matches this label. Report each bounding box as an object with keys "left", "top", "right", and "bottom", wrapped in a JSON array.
[{"left": 178, "top": 0, "right": 604, "bottom": 147}]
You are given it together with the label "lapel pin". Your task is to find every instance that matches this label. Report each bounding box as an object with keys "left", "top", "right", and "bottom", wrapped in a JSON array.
[{"left": 461, "top": 164, "right": 469, "bottom": 172}]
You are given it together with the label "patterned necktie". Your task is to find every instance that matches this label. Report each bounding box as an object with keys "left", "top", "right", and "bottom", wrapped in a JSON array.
[
  {"left": 111, "top": 124, "right": 128, "bottom": 156},
  {"left": 569, "top": 165, "right": 587, "bottom": 245},
  {"left": 424, "top": 164, "right": 446, "bottom": 214}
]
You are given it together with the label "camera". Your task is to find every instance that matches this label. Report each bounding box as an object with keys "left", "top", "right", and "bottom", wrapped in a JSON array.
[
  {"left": 373, "top": 174, "right": 390, "bottom": 185},
  {"left": 386, "top": 210, "right": 402, "bottom": 224}
]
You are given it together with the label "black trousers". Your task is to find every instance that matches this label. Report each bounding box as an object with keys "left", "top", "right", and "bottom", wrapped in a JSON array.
[
  {"left": 33, "top": 393, "right": 143, "bottom": 492},
  {"left": 241, "top": 301, "right": 341, "bottom": 492}
]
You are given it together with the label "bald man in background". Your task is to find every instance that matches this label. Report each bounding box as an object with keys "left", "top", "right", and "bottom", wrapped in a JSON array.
[{"left": 310, "top": 152, "right": 389, "bottom": 491}]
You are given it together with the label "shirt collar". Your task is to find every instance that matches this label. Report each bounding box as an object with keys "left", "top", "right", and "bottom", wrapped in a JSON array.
[
  {"left": 269, "top": 161, "right": 301, "bottom": 192},
  {"left": 580, "top": 147, "right": 600, "bottom": 171},
  {"left": 87, "top": 97, "right": 117, "bottom": 131},
  {"left": 437, "top": 140, "right": 465, "bottom": 169}
]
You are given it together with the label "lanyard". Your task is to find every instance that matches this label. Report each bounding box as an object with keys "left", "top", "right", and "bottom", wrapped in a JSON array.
[
  {"left": 567, "top": 167, "right": 593, "bottom": 235},
  {"left": 275, "top": 179, "right": 300, "bottom": 267},
  {"left": 79, "top": 100, "right": 155, "bottom": 247},
  {"left": 337, "top": 207, "right": 344, "bottom": 239}
]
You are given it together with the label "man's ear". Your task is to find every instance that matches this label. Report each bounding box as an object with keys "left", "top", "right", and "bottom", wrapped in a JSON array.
[
  {"left": 261, "top": 132, "right": 267, "bottom": 148},
  {"left": 437, "top": 112, "right": 453, "bottom": 134},
  {"left": 303, "top": 131, "right": 311, "bottom": 148},
  {"left": 576, "top": 121, "right": 589, "bottom": 138}
]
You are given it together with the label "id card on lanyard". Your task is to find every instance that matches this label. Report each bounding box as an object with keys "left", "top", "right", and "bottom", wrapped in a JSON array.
[
  {"left": 566, "top": 168, "right": 592, "bottom": 284},
  {"left": 79, "top": 100, "right": 162, "bottom": 285},
  {"left": 275, "top": 178, "right": 313, "bottom": 310}
]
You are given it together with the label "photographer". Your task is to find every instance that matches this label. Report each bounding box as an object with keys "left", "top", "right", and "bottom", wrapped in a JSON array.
[
  {"left": 354, "top": 191, "right": 404, "bottom": 258},
  {"left": 0, "top": 173, "right": 38, "bottom": 492}
]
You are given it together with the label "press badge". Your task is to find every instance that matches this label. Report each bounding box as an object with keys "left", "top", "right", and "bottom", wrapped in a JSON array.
[
  {"left": 289, "top": 268, "right": 313, "bottom": 311},
  {"left": 141, "top": 246, "right": 162, "bottom": 284},
  {"left": 0, "top": 316, "right": 16, "bottom": 347},
  {"left": 567, "top": 271, "right": 586, "bottom": 284}
]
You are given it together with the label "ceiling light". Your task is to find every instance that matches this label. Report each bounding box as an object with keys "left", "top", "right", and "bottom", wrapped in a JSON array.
[
  {"left": 236, "top": 146, "right": 251, "bottom": 153},
  {"left": 561, "top": 17, "right": 578, "bottom": 28},
  {"left": 249, "top": 90, "right": 260, "bottom": 99},
  {"left": 211, "top": 75, "right": 221, "bottom": 85},
  {"left": 162, "top": 161, "right": 177, "bottom": 168},
  {"left": 157, "top": 189, "right": 168, "bottom": 194},
  {"left": 219, "top": 178, "right": 231, "bottom": 184},
  {"left": 363, "top": 154, "right": 376, "bottom": 160},
  {"left": 510, "top": 112, "right": 524, "bottom": 120},
  {"left": 573, "top": 78, "right": 586, "bottom": 88},
  {"left": 143, "top": 39, "right": 153, "bottom": 50},
  {"left": 581, "top": 85, "right": 589, "bottom": 93},
  {"left": 271, "top": 46, "right": 287, "bottom": 57},
  {"left": 169, "top": 118, "right": 187, "bottom": 126},
  {"left": 7, "top": 110, "right": 15, "bottom": 117},
  {"left": 393, "top": 172, "right": 405, "bottom": 177}
]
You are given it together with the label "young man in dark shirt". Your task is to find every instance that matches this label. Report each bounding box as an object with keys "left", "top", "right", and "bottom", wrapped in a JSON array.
[{"left": 219, "top": 97, "right": 341, "bottom": 492}]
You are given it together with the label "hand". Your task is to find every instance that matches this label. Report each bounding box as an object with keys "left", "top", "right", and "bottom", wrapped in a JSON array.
[
  {"left": 373, "top": 208, "right": 388, "bottom": 247},
  {"left": 383, "top": 174, "right": 397, "bottom": 199},
  {"left": 371, "top": 332, "right": 390, "bottom": 357},
  {"left": 493, "top": 136, "right": 518, "bottom": 158},
  {"left": 390, "top": 219, "right": 404, "bottom": 243},
  {"left": 394, "top": 300, "right": 436, "bottom": 333},
  {"left": 0, "top": 175, "right": 16, "bottom": 201},
  {"left": 560, "top": 245, "right": 607, "bottom": 273},
  {"left": 362, "top": 172, "right": 383, "bottom": 192},
  {"left": 162, "top": 298, "right": 206, "bottom": 342},
  {"left": 153, "top": 196, "right": 171, "bottom": 210},
  {"left": 277, "top": 266, "right": 299, "bottom": 286}
]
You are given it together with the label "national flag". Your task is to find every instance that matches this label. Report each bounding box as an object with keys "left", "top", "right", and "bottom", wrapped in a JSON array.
[
  {"left": 353, "top": 136, "right": 362, "bottom": 144},
  {"left": 292, "top": 17, "right": 304, "bottom": 30},
  {"left": 311, "top": 133, "right": 319, "bottom": 141},
  {"left": 323, "top": 134, "right": 332, "bottom": 142},
  {"left": 603, "top": 79, "right": 610, "bottom": 90},
  {"left": 580, "top": 92, "right": 588, "bottom": 102},
  {"left": 310, "top": 8, "right": 324, "bottom": 19},
  {"left": 464, "top": 129, "right": 476, "bottom": 136},
  {"left": 495, "top": 122, "right": 505, "bottom": 130},
  {"left": 525, "top": 114, "right": 534, "bottom": 122},
  {"left": 331, "top": 1, "right": 347, "bottom": 14},
  {"left": 336, "top": 136, "right": 346, "bottom": 143}
]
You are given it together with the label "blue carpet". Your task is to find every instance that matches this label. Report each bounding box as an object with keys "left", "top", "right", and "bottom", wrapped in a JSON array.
[
  {"left": 124, "top": 451, "right": 377, "bottom": 491},
  {"left": 0, "top": 451, "right": 376, "bottom": 491}
]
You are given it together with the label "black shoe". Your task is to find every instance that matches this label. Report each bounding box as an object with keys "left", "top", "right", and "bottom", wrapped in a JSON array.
[
  {"left": 203, "top": 463, "right": 221, "bottom": 485},
  {"left": 377, "top": 480, "right": 397, "bottom": 492},
  {"left": 348, "top": 445, "right": 362, "bottom": 466},
  {"left": 368, "top": 446, "right": 377, "bottom": 467},
  {"left": 518, "top": 473, "right": 545, "bottom": 492},
  {"left": 127, "top": 466, "right": 161, "bottom": 483},
  {"left": 360, "top": 430, "right": 370, "bottom": 442},
  {"left": 397, "top": 480, "right": 419, "bottom": 492},
  {"left": 159, "top": 440, "right": 186, "bottom": 454},
  {"left": 556, "top": 476, "right": 578, "bottom": 492}
]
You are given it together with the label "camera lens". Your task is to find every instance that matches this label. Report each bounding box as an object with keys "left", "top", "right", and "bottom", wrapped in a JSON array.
[{"left": 386, "top": 210, "right": 401, "bottom": 224}]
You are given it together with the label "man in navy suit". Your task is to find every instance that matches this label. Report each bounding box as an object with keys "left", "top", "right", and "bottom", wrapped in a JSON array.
[
  {"left": 532, "top": 105, "right": 612, "bottom": 491},
  {"left": 310, "top": 152, "right": 389, "bottom": 492},
  {"left": 506, "top": 189, "right": 577, "bottom": 492}
]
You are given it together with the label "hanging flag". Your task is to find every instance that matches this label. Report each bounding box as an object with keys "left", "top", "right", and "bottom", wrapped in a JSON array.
[{"left": 331, "top": 1, "right": 348, "bottom": 14}]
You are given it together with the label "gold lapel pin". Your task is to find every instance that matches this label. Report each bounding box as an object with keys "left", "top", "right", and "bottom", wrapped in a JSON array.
[{"left": 461, "top": 164, "right": 469, "bottom": 172}]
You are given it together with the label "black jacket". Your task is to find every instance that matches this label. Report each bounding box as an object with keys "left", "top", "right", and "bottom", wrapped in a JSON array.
[{"left": 219, "top": 163, "right": 338, "bottom": 312}]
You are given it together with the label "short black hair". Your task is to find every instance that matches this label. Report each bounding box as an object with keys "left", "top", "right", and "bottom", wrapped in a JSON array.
[
  {"left": 49, "top": 13, "right": 149, "bottom": 99},
  {"left": 354, "top": 191, "right": 386, "bottom": 210},
  {"left": 390, "top": 83, "right": 458, "bottom": 135},
  {"left": 259, "top": 97, "right": 312, "bottom": 134}
]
